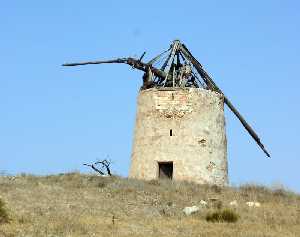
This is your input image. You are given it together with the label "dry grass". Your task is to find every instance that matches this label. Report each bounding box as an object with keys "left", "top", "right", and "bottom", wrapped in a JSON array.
[
  {"left": 0, "top": 173, "right": 299, "bottom": 237},
  {"left": 0, "top": 198, "right": 10, "bottom": 224}
]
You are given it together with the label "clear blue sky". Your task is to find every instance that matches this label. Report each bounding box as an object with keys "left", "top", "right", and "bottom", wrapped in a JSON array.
[{"left": 1, "top": 1, "right": 299, "bottom": 192}]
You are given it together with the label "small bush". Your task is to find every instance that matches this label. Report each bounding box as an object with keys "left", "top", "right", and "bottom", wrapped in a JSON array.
[
  {"left": 97, "top": 181, "right": 107, "bottom": 188},
  {"left": 206, "top": 209, "right": 239, "bottom": 223},
  {"left": 240, "top": 184, "right": 270, "bottom": 195},
  {"left": 0, "top": 198, "right": 9, "bottom": 224},
  {"left": 273, "top": 188, "right": 289, "bottom": 198},
  {"left": 147, "top": 179, "right": 160, "bottom": 186}
]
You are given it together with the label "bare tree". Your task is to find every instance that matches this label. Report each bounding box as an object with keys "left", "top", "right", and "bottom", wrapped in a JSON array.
[
  {"left": 95, "top": 159, "right": 112, "bottom": 176},
  {"left": 83, "top": 159, "right": 112, "bottom": 176}
]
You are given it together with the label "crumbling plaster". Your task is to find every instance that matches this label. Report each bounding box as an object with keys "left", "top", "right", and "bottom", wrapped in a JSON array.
[{"left": 129, "top": 87, "right": 228, "bottom": 186}]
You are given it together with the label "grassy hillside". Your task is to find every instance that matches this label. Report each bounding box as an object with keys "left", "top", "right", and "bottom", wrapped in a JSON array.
[{"left": 0, "top": 173, "right": 299, "bottom": 237}]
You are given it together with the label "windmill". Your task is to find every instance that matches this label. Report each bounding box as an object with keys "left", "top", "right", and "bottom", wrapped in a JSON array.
[{"left": 63, "top": 40, "right": 270, "bottom": 185}]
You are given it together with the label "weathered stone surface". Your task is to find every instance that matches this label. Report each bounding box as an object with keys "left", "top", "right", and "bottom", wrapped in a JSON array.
[{"left": 129, "top": 88, "right": 228, "bottom": 186}]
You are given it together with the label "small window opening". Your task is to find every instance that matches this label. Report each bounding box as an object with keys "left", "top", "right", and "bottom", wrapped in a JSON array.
[
  {"left": 170, "top": 129, "right": 173, "bottom": 136},
  {"left": 158, "top": 162, "right": 173, "bottom": 179}
]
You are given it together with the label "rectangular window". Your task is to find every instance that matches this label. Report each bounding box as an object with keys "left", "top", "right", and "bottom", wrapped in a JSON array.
[{"left": 170, "top": 129, "right": 173, "bottom": 136}]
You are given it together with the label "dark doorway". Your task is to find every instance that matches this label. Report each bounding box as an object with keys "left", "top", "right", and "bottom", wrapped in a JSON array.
[{"left": 158, "top": 162, "right": 173, "bottom": 179}]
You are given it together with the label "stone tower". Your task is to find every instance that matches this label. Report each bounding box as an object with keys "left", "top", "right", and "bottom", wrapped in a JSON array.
[{"left": 129, "top": 88, "right": 228, "bottom": 185}]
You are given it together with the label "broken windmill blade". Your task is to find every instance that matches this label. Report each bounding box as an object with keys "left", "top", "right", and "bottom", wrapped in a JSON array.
[
  {"left": 62, "top": 57, "right": 167, "bottom": 82},
  {"left": 62, "top": 40, "right": 270, "bottom": 158}
]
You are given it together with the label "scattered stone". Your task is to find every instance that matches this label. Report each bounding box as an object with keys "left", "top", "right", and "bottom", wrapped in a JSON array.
[
  {"left": 246, "top": 201, "right": 261, "bottom": 207},
  {"left": 183, "top": 206, "right": 200, "bottom": 216},
  {"left": 229, "top": 200, "right": 238, "bottom": 206},
  {"left": 200, "top": 200, "right": 208, "bottom": 206}
]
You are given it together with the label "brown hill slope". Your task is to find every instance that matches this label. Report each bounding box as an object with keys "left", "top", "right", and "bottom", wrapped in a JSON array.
[{"left": 0, "top": 173, "right": 299, "bottom": 237}]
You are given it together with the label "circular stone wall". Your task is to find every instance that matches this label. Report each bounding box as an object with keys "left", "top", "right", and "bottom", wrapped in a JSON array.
[{"left": 129, "top": 88, "right": 228, "bottom": 186}]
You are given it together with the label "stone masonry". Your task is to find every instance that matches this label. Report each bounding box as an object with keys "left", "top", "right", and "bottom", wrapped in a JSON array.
[{"left": 129, "top": 87, "right": 228, "bottom": 186}]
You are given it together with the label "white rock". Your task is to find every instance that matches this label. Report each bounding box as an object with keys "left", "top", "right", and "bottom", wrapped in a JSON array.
[
  {"left": 200, "top": 200, "right": 208, "bottom": 206},
  {"left": 229, "top": 200, "right": 238, "bottom": 206},
  {"left": 254, "top": 202, "right": 261, "bottom": 207},
  {"left": 246, "top": 201, "right": 261, "bottom": 207},
  {"left": 183, "top": 206, "right": 200, "bottom": 216},
  {"left": 96, "top": 174, "right": 110, "bottom": 177}
]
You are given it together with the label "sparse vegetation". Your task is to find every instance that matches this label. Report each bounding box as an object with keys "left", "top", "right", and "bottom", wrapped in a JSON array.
[
  {"left": 206, "top": 209, "right": 239, "bottom": 223},
  {"left": 0, "top": 198, "right": 9, "bottom": 224},
  {"left": 0, "top": 173, "right": 299, "bottom": 236}
]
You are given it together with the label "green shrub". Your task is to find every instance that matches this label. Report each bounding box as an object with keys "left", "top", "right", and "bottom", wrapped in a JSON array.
[
  {"left": 0, "top": 198, "right": 9, "bottom": 224},
  {"left": 206, "top": 209, "right": 239, "bottom": 223}
]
